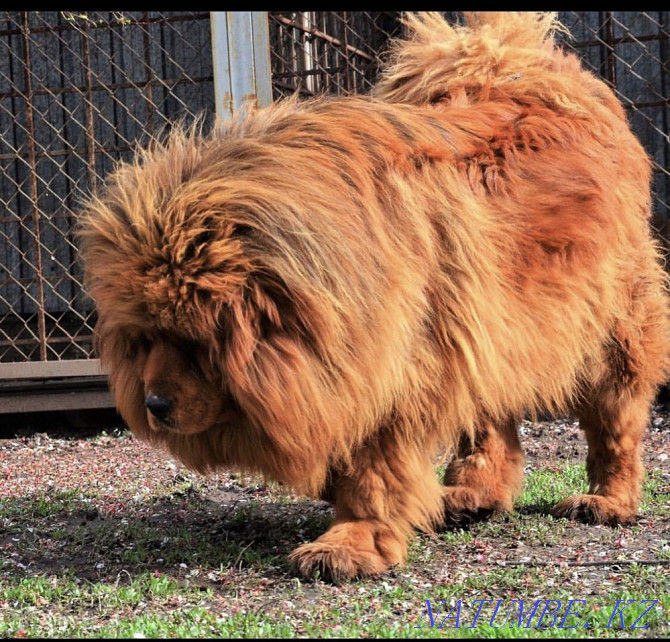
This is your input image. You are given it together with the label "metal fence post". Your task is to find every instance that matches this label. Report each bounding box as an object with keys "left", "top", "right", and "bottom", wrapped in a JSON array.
[{"left": 210, "top": 11, "right": 273, "bottom": 122}]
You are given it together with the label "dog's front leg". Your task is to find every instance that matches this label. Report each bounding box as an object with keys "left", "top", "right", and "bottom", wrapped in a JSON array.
[{"left": 289, "top": 428, "right": 444, "bottom": 583}]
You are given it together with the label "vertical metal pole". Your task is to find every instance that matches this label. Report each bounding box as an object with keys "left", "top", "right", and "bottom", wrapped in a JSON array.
[
  {"left": 228, "top": 12, "right": 255, "bottom": 108},
  {"left": 20, "top": 12, "right": 47, "bottom": 361},
  {"left": 341, "top": 11, "right": 351, "bottom": 93},
  {"left": 603, "top": 11, "right": 617, "bottom": 87},
  {"left": 210, "top": 12, "right": 233, "bottom": 121},
  {"left": 142, "top": 11, "right": 156, "bottom": 137},
  {"left": 81, "top": 24, "right": 98, "bottom": 194},
  {"left": 250, "top": 11, "right": 273, "bottom": 109},
  {"left": 210, "top": 11, "right": 273, "bottom": 123},
  {"left": 300, "top": 12, "right": 313, "bottom": 95}
]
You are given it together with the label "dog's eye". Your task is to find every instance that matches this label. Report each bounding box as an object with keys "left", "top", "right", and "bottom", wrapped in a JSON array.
[
  {"left": 126, "top": 334, "right": 151, "bottom": 360},
  {"left": 182, "top": 339, "right": 206, "bottom": 369},
  {"left": 184, "top": 339, "right": 199, "bottom": 353}
]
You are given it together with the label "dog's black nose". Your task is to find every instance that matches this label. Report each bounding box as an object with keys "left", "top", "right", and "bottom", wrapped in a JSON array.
[{"left": 144, "top": 393, "right": 172, "bottom": 420}]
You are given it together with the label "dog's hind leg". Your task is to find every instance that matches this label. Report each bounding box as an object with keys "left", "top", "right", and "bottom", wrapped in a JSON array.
[
  {"left": 441, "top": 416, "right": 525, "bottom": 526},
  {"left": 554, "top": 288, "right": 669, "bottom": 525},
  {"left": 289, "top": 428, "right": 444, "bottom": 583},
  {"left": 553, "top": 388, "right": 652, "bottom": 525}
]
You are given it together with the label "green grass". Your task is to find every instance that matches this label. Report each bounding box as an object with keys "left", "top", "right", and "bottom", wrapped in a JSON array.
[
  {"left": 0, "top": 488, "right": 94, "bottom": 520},
  {"left": 640, "top": 468, "right": 670, "bottom": 516},
  {"left": 2, "top": 569, "right": 667, "bottom": 638},
  {"left": 519, "top": 463, "right": 589, "bottom": 510}
]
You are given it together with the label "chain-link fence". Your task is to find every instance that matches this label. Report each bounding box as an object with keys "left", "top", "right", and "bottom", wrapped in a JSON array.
[
  {"left": 1, "top": 11, "right": 669, "bottom": 380},
  {"left": 559, "top": 12, "right": 670, "bottom": 240},
  {"left": 0, "top": 11, "right": 214, "bottom": 368},
  {"left": 268, "top": 12, "right": 404, "bottom": 98}
]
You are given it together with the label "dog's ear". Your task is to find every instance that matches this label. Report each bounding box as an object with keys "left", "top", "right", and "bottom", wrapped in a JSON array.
[
  {"left": 222, "top": 271, "right": 339, "bottom": 484},
  {"left": 248, "top": 274, "right": 298, "bottom": 338},
  {"left": 95, "top": 323, "right": 152, "bottom": 439},
  {"left": 223, "top": 269, "right": 313, "bottom": 367}
]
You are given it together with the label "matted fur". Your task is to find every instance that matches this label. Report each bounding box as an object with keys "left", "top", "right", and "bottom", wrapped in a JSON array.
[{"left": 78, "top": 12, "right": 670, "bottom": 582}]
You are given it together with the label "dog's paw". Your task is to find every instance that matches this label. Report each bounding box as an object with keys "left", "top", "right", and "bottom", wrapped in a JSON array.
[
  {"left": 288, "top": 520, "right": 404, "bottom": 584},
  {"left": 440, "top": 485, "right": 505, "bottom": 527},
  {"left": 553, "top": 494, "right": 637, "bottom": 525},
  {"left": 289, "top": 540, "right": 386, "bottom": 584}
]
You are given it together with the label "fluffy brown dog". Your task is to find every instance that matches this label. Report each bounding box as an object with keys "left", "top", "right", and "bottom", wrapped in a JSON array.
[{"left": 79, "top": 12, "right": 670, "bottom": 582}]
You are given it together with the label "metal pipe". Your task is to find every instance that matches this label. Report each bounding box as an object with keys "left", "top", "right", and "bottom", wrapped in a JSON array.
[
  {"left": 20, "top": 12, "right": 47, "bottom": 362},
  {"left": 210, "top": 11, "right": 273, "bottom": 123}
]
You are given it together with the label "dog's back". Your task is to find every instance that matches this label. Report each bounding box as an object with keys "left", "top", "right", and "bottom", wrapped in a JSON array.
[{"left": 366, "top": 12, "right": 670, "bottom": 532}]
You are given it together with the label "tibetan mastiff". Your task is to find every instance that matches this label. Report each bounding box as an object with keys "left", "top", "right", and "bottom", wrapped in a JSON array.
[{"left": 78, "top": 12, "right": 670, "bottom": 582}]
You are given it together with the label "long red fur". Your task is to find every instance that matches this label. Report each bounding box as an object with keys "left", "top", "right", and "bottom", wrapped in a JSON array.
[{"left": 78, "top": 12, "right": 670, "bottom": 582}]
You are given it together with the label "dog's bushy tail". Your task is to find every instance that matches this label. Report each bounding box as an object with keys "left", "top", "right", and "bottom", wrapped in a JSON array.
[{"left": 374, "top": 11, "right": 567, "bottom": 107}]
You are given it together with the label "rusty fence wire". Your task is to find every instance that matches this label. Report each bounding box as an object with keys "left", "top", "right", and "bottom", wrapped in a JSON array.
[
  {"left": 1, "top": 11, "right": 669, "bottom": 371},
  {"left": 269, "top": 12, "right": 404, "bottom": 98}
]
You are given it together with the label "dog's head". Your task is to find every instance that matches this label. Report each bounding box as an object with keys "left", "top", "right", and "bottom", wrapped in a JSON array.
[
  {"left": 76, "top": 113, "right": 386, "bottom": 487},
  {"left": 77, "top": 126, "right": 243, "bottom": 432}
]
